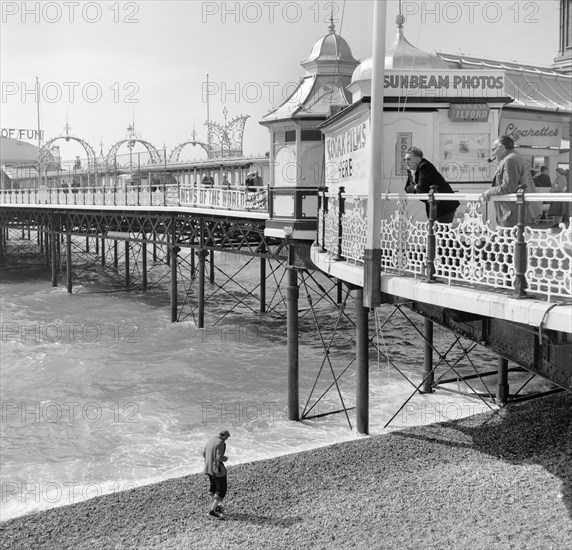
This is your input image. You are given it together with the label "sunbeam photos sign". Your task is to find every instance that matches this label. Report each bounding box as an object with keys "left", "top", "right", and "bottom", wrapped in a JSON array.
[{"left": 383, "top": 70, "right": 506, "bottom": 99}]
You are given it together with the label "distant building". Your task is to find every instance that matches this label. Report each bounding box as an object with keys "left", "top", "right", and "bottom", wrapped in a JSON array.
[
  {"left": 0, "top": 137, "right": 40, "bottom": 189},
  {"left": 553, "top": 0, "right": 572, "bottom": 74}
]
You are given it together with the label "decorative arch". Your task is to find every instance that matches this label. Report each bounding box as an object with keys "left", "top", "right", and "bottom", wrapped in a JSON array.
[
  {"left": 106, "top": 139, "right": 163, "bottom": 169},
  {"left": 207, "top": 114, "right": 250, "bottom": 159},
  {"left": 169, "top": 140, "right": 211, "bottom": 163},
  {"left": 40, "top": 135, "right": 97, "bottom": 170}
]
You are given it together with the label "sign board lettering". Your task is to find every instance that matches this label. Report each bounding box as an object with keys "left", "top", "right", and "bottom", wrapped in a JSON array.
[{"left": 448, "top": 104, "right": 490, "bottom": 122}]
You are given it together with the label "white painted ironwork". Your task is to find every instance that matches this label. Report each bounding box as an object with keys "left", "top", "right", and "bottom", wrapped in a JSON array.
[
  {"left": 435, "top": 202, "right": 515, "bottom": 290},
  {"left": 323, "top": 202, "right": 339, "bottom": 256},
  {"left": 380, "top": 199, "right": 427, "bottom": 277},
  {"left": 341, "top": 198, "right": 367, "bottom": 264},
  {"left": 526, "top": 222, "right": 572, "bottom": 300},
  {"left": 318, "top": 192, "right": 571, "bottom": 301}
]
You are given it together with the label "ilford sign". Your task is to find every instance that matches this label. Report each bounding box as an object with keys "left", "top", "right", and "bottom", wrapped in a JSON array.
[{"left": 448, "top": 104, "right": 490, "bottom": 122}]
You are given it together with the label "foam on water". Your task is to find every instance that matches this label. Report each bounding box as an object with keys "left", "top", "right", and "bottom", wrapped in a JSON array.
[{"left": 0, "top": 248, "right": 501, "bottom": 521}]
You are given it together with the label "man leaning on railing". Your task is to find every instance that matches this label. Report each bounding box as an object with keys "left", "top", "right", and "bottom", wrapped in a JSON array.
[{"left": 480, "top": 135, "right": 542, "bottom": 226}]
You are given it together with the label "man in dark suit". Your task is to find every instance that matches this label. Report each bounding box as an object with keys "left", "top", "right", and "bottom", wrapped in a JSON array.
[
  {"left": 404, "top": 146, "right": 460, "bottom": 223},
  {"left": 533, "top": 166, "right": 551, "bottom": 189}
]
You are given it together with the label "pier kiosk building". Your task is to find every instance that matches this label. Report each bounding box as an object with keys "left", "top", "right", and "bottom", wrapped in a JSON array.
[
  {"left": 264, "top": 15, "right": 571, "bottom": 432},
  {"left": 260, "top": 20, "right": 359, "bottom": 241}
]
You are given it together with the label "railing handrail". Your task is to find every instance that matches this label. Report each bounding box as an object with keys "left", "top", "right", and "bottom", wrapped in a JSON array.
[{"left": 322, "top": 191, "right": 572, "bottom": 203}]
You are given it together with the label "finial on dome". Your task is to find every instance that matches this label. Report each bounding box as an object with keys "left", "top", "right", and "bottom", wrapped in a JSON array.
[{"left": 328, "top": 16, "right": 336, "bottom": 34}]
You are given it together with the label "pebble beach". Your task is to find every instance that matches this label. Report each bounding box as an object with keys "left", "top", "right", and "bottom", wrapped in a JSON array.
[{"left": 1, "top": 392, "right": 571, "bottom": 550}]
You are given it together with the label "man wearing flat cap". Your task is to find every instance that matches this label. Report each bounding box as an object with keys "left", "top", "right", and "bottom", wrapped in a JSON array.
[{"left": 203, "top": 430, "right": 231, "bottom": 519}]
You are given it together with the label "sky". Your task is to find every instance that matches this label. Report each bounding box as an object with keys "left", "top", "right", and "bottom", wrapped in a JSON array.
[{"left": 0, "top": 0, "right": 563, "bottom": 161}]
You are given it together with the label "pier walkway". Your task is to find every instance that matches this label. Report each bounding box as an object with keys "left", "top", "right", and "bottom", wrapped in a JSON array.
[{"left": 1, "top": 186, "right": 571, "bottom": 395}]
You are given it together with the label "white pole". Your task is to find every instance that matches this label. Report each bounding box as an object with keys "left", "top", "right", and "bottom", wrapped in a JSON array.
[
  {"left": 363, "top": 0, "right": 387, "bottom": 308},
  {"left": 36, "top": 77, "right": 42, "bottom": 189}
]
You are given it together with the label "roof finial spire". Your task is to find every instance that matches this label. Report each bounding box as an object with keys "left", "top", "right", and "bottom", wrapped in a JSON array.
[
  {"left": 396, "top": 0, "right": 405, "bottom": 34},
  {"left": 328, "top": 5, "right": 335, "bottom": 34}
]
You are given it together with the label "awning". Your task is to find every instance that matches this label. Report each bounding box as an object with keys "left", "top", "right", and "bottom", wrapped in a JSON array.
[
  {"left": 2, "top": 165, "right": 38, "bottom": 179},
  {"left": 435, "top": 52, "right": 572, "bottom": 116}
]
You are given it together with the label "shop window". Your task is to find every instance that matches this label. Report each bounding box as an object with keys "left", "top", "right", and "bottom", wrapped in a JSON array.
[
  {"left": 285, "top": 130, "right": 296, "bottom": 143},
  {"left": 301, "top": 130, "right": 323, "bottom": 142}
]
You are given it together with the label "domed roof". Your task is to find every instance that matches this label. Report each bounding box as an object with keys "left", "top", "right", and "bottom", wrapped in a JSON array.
[
  {"left": 301, "top": 19, "right": 358, "bottom": 69},
  {"left": 351, "top": 14, "right": 448, "bottom": 85}
]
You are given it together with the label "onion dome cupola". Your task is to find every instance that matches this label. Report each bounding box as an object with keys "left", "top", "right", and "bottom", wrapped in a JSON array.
[
  {"left": 260, "top": 20, "right": 360, "bottom": 194},
  {"left": 261, "top": 19, "right": 360, "bottom": 123},
  {"left": 300, "top": 18, "right": 360, "bottom": 76},
  {"left": 350, "top": 14, "right": 449, "bottom": 100}
]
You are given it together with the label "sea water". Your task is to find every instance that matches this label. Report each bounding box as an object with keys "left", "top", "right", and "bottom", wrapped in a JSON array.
[{"left": 0, "top": 237, "right": 500, "bottom": 521}]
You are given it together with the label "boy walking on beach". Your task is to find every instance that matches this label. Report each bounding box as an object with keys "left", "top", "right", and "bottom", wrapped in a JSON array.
[{"left": 203, "top": 430, "right": 230, "bottom": 519}]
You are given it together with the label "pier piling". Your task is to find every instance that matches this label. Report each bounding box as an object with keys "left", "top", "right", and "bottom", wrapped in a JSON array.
[
  {"left": 286, "top": 266, "right": 299, "bottom": 421},
  {"left": 125, "top": 241, "right": 130, "bottom": 287},
  {"left": 497, "top": 356, "right": 509, "bottom": 405},
  {"left": 171, "top": 245, "right": 179, "bottom": 322},
  {"left": 198, "top": 249, "right": 207, "bottom": 328},
  {"left": 66, "top": 234, "right": 72, "bottom": 293},
  {"left": 259, "top": 255, "right": 266, "bottom": 313},
  {"left": 422, "top": 319, "right": 435, "bottom": 393},
  {"left": 356, "top": 287, "right": 369, "bottom": 434}
]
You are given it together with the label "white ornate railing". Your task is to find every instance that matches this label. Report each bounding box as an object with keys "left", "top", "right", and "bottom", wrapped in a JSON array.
[
  {"left": 0, "top": 185, "right": 268, "bottom": 212},
  {"left": 318, "top": 190, "right": 572, "bottom": 302}
]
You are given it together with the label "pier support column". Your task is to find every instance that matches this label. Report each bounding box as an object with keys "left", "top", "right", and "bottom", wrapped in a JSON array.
[
  {"left": 56, "top": 230, "right": 61, "bottom": 264},
  {"left": 259, "top": 255, "right": 266, "bottom": 314},
  {"left": 190, "top": 248, "right": 196, "bottom": 277},
  {"left": 51, "top": 230, "right": 58, "bottom": 287},
  {"left": 422, "top": 319, "right": 435, "bottom": 393},
  {"left": 66, "top": 234, "right": 72, "bottom": 293},
  {"left": 497, "top": 356, "right": 509, "bottom": 406},
  {"left": 337, "top": 279, "right": 343, "bottom": 304},
  {"left": 142, "top": 239, "right": 148, "bottom": 291},
  {"left": 95, "top": 235, "right": 99, "bottom": 256},
  {"left": 0, "top": 227, "right": 4, "bottom": 265},
  {"left": 113, "top": 239, "right": 118, "bottom": 269},
  {"left": 85, "top": 235, "right": 90, "bottom": 254},
  {"left": 356, "top": 287, "right": 369, "bottom": 435},
  {"left": 209, "top": 250, "right": 215, "bottom": 284},
  {"left": 170, "top": 246, "right": 180, "bottom": 322},
  {"left": 198, "top": 250, "right": 208, "bottom": 328},
  {"left": 286, "top": 266, "right": 299, "bottom": 421},
  {"left": 124, "top": 241, "right": 130, "bottom": 287},
  {"left": 44, "top": 227, "right": 50, "bottom": 267},
  {"left": 101, "top": 237, "right": 106, "bottom": 266}
]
